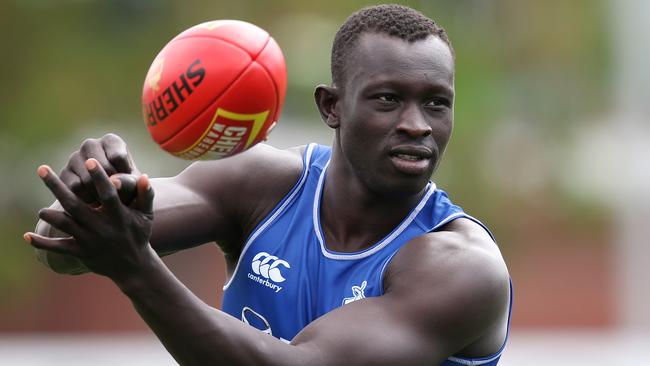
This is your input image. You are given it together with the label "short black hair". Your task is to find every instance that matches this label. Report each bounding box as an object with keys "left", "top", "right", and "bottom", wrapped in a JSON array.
[{"left": 331, "top": 4, "right": 453, "bottom": 87}]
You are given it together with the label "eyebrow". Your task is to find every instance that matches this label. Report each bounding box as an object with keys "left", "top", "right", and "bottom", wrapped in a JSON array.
[{"left": 361, "top": 77, "right": 454, "bottom": 98}]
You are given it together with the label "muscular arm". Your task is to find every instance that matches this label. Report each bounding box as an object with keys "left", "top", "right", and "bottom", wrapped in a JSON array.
[
  {"left": 29, "top": 144, "right": 509, "bottom": 365},
  {"left": 147, "top": 143, "right": 305, "bottom": 257},
  {"left": 36, "top": 137, "right": 304, "bottom": 274},
  {"left": 107, "top": 219, "right": 510, "bottom": 365}
]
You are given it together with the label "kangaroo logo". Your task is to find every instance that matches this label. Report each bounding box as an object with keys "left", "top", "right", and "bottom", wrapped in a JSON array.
[{"left": 342, "top": 280, "right": 367, "bottom": 305}]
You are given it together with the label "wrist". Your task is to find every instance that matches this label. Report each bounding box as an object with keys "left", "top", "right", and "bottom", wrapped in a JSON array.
[{"left": 111, "top": 245, "right": 164, "bottom": 296}]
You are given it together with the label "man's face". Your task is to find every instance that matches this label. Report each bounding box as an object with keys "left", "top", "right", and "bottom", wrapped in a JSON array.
[{"left": 336, "top": 32, "right": 455, "bottom": 197}]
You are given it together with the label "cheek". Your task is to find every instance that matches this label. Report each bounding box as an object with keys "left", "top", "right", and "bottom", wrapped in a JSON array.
[
  {"left": 337, "top": 98, "right": 395, "bottom": 160},
  {"left": 350, "top": 106, "right": 395, "bottom": 137},
  {"left": 346, "top": 122, "right": 387, "bottom": 160},
  {"left": 338, "top": 118, "right": 386, "bottom": 172},
  {"left": 340, "top": 121, "right": 373, "bottom": 158},
  {"left": 341, "top": 109, "right": 383, "bottom": 144},
  {"left": 433, "top": 117, "right": 453, "bottom": 147}
]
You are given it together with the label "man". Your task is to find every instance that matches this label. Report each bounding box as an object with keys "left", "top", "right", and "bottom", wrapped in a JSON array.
[{"left": 26, "top": 5, "right": 511, "bottom": 365}]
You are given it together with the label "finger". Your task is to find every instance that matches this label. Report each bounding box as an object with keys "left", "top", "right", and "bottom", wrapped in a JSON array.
[
  {"left": 38, "top": 165, "right": 90, "bottom": 220},
  {"left": 80, "top": 138, "right": 116, "bottom": 176},
  {"left": 62, "top": 151, "right": 97, "bottom": 203},
  {"left": 38, "top": 208, "right": 81, "bottom": 237},
  {"left": 24, "top": 232, "right": 80, "bottom": 257},
  {"left": 85, "top": 159, "right": 121, "bottom": 212},
  {"left": 102, "top": 133, "right": 134, "bottom": 174},
  {"left": 135, "top": 174, "right": 154, "bottom": 215},
  {"left": 111, "top": 173, "right": 138, "bottom": 205},
  {"left": 62, "top": 170, "right": 95, "bottom": 204}
]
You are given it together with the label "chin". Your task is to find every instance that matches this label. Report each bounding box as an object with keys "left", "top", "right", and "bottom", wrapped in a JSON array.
[{"left": 371, "top": 175, "right": 431, "bottom": 199}]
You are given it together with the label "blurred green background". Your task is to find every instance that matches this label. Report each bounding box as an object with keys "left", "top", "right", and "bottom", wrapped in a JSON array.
[{"left": 1, "top": 1, "right": 649, "bottom": 363}]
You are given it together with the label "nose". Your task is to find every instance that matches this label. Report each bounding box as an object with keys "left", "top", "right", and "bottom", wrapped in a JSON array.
[{"left": 396, "top": 104, "right": 432, "bottom": 138}]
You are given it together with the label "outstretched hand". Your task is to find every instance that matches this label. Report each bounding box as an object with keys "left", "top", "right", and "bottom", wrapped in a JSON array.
[{"left": 25, "top": 159, "right": 156, "bottom": 280}]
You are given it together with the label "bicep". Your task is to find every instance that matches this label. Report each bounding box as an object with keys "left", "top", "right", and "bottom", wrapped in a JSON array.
[
  {"left": 147, "top": 176, "right": 227, "bottom": 254},
  {"left": 150, "top": 144, "right": 304, "bottom": 254},
  {"left": 291, "top": 295, "right": 449, "bottom": 366},
  {"left": 289, "top": 234, "right": 510, "bottom": 366}
]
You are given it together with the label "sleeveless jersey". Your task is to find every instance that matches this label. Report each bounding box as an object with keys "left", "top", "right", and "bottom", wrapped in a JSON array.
[{"left": 222, "top": 144, "right": 512, "bottom": 365}]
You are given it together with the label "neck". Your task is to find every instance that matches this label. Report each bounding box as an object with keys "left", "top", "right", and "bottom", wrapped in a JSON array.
[{"left": 319, "top": 148, "right": 428, "bottom": 253}]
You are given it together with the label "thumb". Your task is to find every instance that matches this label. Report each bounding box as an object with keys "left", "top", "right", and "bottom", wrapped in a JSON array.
[
  {"left": 109, "top": 173, "right": 138, "bottom": 205},
  {"left": 135, "top": 174, "right": 154, "bottom": 215}
]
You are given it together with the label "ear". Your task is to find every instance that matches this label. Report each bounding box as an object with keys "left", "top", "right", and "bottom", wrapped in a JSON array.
[{"left": 314, "top": 84, "right": 340, "bottom": 129}]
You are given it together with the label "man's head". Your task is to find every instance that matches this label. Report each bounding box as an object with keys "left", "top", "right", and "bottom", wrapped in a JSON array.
[
  {"left": 315, "top": 5, "right": 455, "bottom": 198},
  {"left": 331, "top": 4, "right": 453, "bottom": 89}
]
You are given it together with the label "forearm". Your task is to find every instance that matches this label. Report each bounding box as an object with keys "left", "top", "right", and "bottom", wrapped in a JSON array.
[{"left": 115, "top": 246, "right": 316, "bottom": 366}]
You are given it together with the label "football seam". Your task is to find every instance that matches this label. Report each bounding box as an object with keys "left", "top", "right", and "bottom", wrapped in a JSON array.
[
  {"left": 254, "top": 38, "right": 282, "bottom": 122},
  {"left": 172, "top": 34, "right": 270, "bottom": 59},
  {"left": 156, "top": 36, "right": 272, "bottom": 146}
]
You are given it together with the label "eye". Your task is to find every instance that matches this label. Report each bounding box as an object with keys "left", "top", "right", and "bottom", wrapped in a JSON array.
[
  {"left": 376, "top": 94, "right": 399, "bottom": 103},
  {"left": 425, "top": 98, "right": 451, "bottom": 109}
]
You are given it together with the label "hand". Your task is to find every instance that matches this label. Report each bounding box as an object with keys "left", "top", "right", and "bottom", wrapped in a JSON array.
[
  {"left": 60, "top": 133, "right": 139, "bottom": 204},
  {"left": 25, "top": 159, "right": 155, "bottom": 280}
]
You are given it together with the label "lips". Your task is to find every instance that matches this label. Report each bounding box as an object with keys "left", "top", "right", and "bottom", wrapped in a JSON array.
[{"left": 389, "top": 145, "right": 434, "bottom": 175}]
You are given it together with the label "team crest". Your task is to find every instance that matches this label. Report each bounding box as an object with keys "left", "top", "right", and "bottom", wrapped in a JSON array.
[{"left": 342, "top": 280, "right": 367, "bottom": 305}]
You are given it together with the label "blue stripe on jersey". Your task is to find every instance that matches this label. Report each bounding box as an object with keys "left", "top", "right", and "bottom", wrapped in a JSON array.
[{"left": 221, "top": 144, "right": 511, "bottom": 364}]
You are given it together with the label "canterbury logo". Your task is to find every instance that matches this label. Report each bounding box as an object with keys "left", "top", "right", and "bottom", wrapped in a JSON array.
[{"left": 251, "top": 252, "right": 290, "bottom": 282}]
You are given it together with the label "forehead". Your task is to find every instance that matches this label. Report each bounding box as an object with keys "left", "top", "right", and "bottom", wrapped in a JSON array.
[{"left": 344, "top": 32, "right": 454, "bottom": 91}]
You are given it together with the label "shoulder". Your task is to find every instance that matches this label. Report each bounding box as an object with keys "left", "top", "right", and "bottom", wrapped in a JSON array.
[
  {"left": 386, "top": 218, "right": 509, "bottom": 294},
  {"left": 174, "top": 143, "right": 304, "bottom": 193},
  {"left": 176, "top": 143, "right": 304, "bottom": 183},
  {"left": 384, "top": 217, "right": 510, "bottom": 353},
  {"left": 172, "top": 143, "right": 306, "bottom": 232}
]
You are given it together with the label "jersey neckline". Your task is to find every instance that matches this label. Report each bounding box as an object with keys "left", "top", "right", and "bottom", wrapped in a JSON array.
[{"left": 312, "top": 159, "right": 437, "bottom": 260}]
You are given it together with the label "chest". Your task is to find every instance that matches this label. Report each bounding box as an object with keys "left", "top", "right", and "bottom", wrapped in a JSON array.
[
  {"left": 220, "top": 149, "right": 451, "bottom": 341},
  {"left": 221, "top": 198, "right": 421, "bottom": 341}
]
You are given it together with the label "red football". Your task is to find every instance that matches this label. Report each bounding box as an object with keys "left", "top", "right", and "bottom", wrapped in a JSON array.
[{"left": 141, "top": 20, "right": 286, "bottom": 160}]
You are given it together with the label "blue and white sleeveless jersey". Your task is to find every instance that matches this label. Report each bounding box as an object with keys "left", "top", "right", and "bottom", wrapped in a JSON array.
[{"left": 222, "top": 144, "right": 511, "bottom": 366}]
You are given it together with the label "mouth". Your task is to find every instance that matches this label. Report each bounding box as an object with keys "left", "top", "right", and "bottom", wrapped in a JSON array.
[
  {"left": 394, "top": 153, "right": 425, "bottom": 161},
  {"left": 389, "top": 145, "right": 434, "bottom": 175}
]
